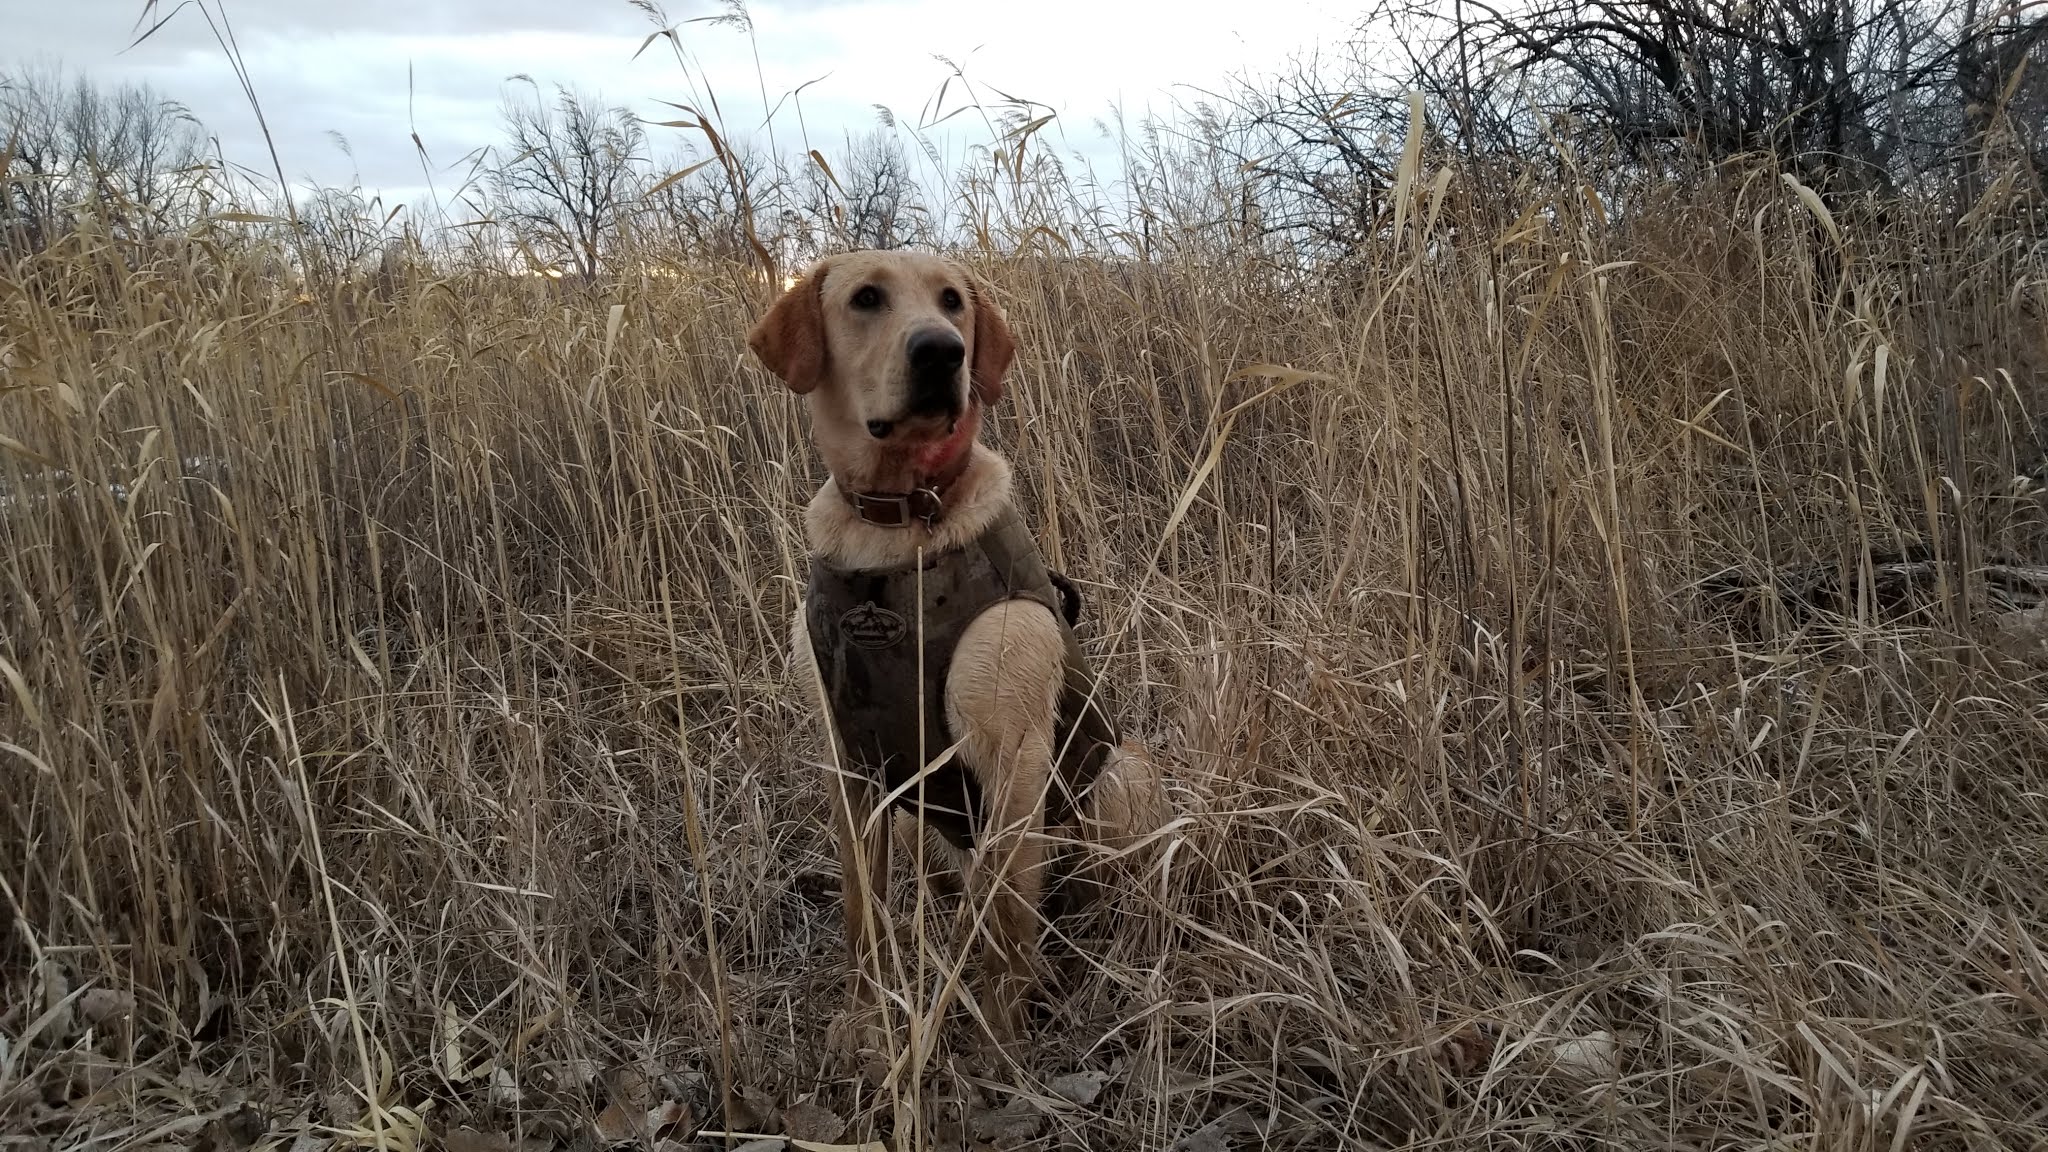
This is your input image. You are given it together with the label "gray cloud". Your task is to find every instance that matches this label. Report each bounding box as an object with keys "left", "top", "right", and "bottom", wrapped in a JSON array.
[
  {"left": 13, "top": 0, "right": 646, "bottom": 49},
  {"left": 14, "top": 2, "right": 688, "bottom": 204},
  {"left": 11, "top": 0, "right": 1349, "bottom": 217}
]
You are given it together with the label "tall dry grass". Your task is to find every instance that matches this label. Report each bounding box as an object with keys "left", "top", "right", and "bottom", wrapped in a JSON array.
[{"left": 4, "top": 147, "right": 2048, "bottom": 1151}]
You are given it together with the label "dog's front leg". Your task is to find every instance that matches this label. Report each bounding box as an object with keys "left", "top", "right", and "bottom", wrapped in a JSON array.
[
  {"left": 975, "top": 761, "right": 1052, "bottom": 1042},
  {"left": 948, "top": 600, "right": 1067, "bottom": 1040}
]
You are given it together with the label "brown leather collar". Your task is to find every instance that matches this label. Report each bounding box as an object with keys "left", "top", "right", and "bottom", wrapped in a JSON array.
[
  {"left": 842, "top": 485, "right": 949, "bottom": 527},
  {"left": 839, "top": 442, "right": 975, "bottom": 528},
  {"left": 847, "top": 457, "right": 974, "bottom": 528}
]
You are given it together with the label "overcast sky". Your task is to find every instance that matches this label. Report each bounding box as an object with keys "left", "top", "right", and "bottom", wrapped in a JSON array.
[{"left": 10, "top": 0, "right": 1356, "bottom": 218}]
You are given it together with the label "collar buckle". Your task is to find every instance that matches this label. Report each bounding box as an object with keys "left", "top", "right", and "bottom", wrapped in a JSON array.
[{"left": 849, "top": 487, "right": 943, "bottom": 528}]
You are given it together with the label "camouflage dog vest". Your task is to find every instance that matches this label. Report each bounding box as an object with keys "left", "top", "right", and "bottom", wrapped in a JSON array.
[{"left": 804, "top": 508, "right": 1119, "bottom": 851}]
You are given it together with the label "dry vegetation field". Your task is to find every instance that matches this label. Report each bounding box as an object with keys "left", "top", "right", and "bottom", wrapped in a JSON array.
[{"left": 6, "top": 115, "right": 2048, "bottom": 1150}]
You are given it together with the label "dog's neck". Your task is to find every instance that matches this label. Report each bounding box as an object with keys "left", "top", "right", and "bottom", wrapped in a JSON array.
[
  {"left": 807, "top": 439, "right": 1013, "bottom": 571},
  {"left": 831, "top": 407, "right": 982, "bottom": 528}
]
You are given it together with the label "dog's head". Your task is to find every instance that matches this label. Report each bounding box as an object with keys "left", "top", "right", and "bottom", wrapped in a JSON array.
[{"left": 747, "top": 251, "right": 1016, "bottom": 465}]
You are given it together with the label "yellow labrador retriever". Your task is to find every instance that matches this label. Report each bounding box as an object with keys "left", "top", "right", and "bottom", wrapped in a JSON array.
[{"left": 748, "top": 250, "right": 1168, "bottom": 1040}]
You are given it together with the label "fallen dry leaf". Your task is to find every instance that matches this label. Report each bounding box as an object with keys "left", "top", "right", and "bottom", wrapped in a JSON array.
[
  {"left": 64, "top": 1052, "right": 126, "bottom": 1099},
  {"left": 539, "top": 1060, "right": 599, "bottom": 1092},
  {"left": 1550, "top": 1030, "right": 1619, "bottom": 1080},
  {"left": 604, "top": 1066, "right": 653, "bottom": 1112},
  {"left": 78, "top": 988, "right": 136, "bottom": 1030},
  {"left": 444, "top": 1128, "right": 511, "bottom": 1152},
  {"left": 730, "top": 1086, "right": 779, "bottom": 1134},
  {"left": 779, "top": 1101, "right": 845, "bottom": 1144},
  {"left": 486, "top": 1069, "right": 521, "bottom": 1109},
  {"left": 1439, "top": 1022, "right": 1497, "bottom": 1075},
  {"left": 1170, "top": 1108, "right": 1254, "bottom": 1152},
  {"left": 927, "top": 1110, "right": 970, "bottom": 1152},
  {"left": 647, "top": 1102, "right": 688, "bottom": 1138},
  {"left": 966, "top": 1098, "right": 1042, "bottom": 1145},
  {"left": 593, "top": 1104, "right": 639, "bottom": 1145},
  {"left": 194, "top": 1103, "right": 270, "bottom": 1152},
  {"left": 1995, "top": 601, "right": 2048, "bottom": 663},
  {"left": 1047, "top": 1070, "right": 1110, "bottom": 1106},
  {"left": 594, "top": 1099, "right": 686, "bottom": 1146},
  {"left": 657, "top": 1070, "right": 706, "bottom": 1102}
]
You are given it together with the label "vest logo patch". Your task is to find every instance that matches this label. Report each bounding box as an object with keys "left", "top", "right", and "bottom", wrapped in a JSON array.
[{"left": 840, "top": 601, "right": 907, "bottom": 649}]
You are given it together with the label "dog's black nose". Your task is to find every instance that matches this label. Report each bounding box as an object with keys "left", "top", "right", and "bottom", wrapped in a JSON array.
[
  {"left": 908, "top": 327, "right": 966, "bottom": 376},
  {"left": 906, "top": 326, "right": 966, "bottom": 413}
]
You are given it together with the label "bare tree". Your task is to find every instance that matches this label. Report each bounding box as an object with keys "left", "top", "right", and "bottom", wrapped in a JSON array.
[
  {"left": 1183, "top": 0, "right": 2048, "bottom": 270},
  {"left": 636, "top": 140, "right": 778, "bottom": 265},
  {"left": 488, "top": 84, "right": 647, "bottom": 280},
  {"left": 1208, "top": 65, "right": 1404, "bottom": 266},
  {"left": 1402, "top": 0, "right": 2048, "bottom": 200},
  {"left": 802, "top": 129, "right": 929, "bottom": 251},
  {"left": 300, "top": 186, "right": 410, "bottom": 284},
  {"left": 1952, "top": 1, "right": 2048, "bottom": 209},
  {"left": 2, "top": 63, "right": 208, "bottom": 254}
]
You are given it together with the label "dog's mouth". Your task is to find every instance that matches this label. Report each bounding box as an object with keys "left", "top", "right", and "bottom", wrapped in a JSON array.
[
  {"left": 855, "top": 408, "right": 978, "bottom": 481},
  {"left": 865, "top": 414, "right": 960, "bottom": 441}
]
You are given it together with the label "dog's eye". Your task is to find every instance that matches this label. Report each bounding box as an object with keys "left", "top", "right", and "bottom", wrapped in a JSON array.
[
  {"left": 851, "top": 285, "right": 883, "bottom": 310},
  {"left": 939, "top": 287, "right": 963, "bottom": 312}
]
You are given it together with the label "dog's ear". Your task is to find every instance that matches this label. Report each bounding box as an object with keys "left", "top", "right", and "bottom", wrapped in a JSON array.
[
  {"left": 967, "top": 273, "right": 1016, "bottom": 405},
  {"left": 748, "top": 260, "right": 832, "bottom": 394}
]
